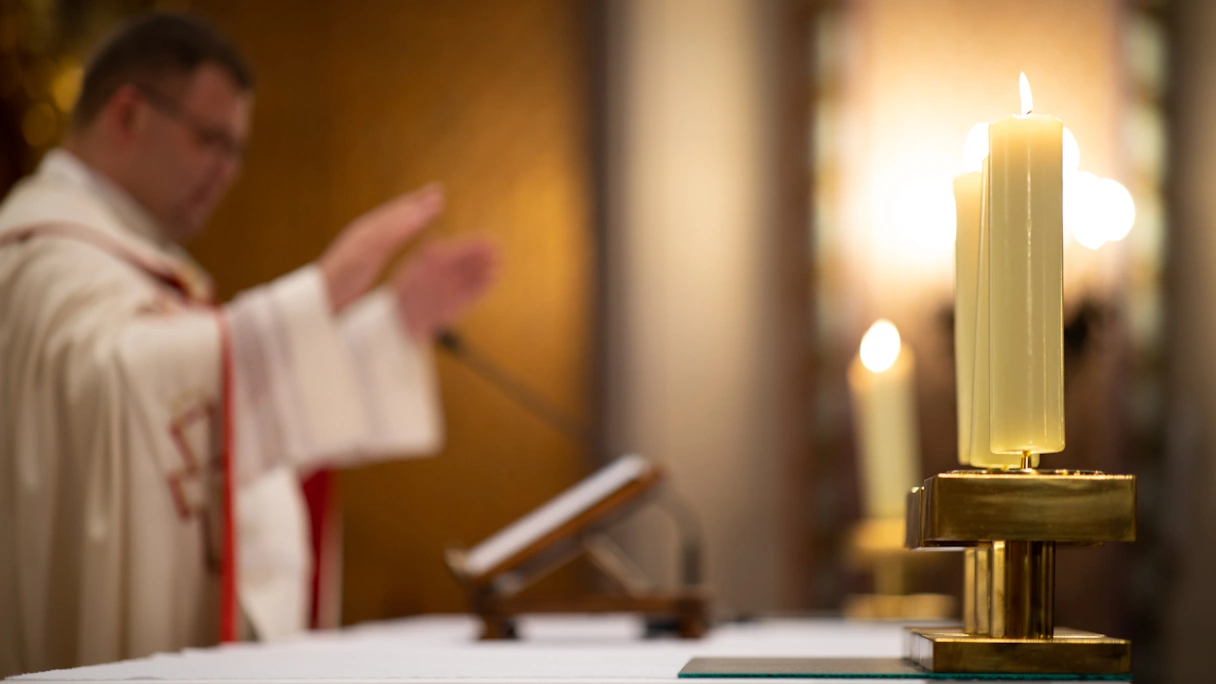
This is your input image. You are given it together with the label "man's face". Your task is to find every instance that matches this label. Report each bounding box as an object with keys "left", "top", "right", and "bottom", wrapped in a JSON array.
[{"left": 125, "top": 63, "right": 252, "bottom": 243}]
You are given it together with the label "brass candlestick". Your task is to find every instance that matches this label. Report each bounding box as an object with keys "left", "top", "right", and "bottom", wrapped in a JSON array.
[{"left": 904, "top": 466, "right": 1135, "bottom": 676}]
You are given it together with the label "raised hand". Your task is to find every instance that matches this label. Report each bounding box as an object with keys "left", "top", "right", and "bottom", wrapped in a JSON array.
[
  {"left": 318, "top": 184, "right": 444, "bottom": 313},
  {"left": 390, "top": 237, "right": 500, "bottom": 341}
]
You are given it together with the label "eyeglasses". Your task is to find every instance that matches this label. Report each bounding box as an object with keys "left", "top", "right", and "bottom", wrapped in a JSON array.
[{"left": 133, "top": 83, "right": 247, "bottom": 162}]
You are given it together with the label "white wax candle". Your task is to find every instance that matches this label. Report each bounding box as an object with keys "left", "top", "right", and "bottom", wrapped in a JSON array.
[
  {"left": 988, "top": 74, "right": 1065, "bottom": 457},
  {"left": 970, "top": 160, "right": 1032, "bottom": 468},
  {"left": 848, "top": 320, "right": 921, "bottom": 519},
  {"left": 953, "top": 170, "right": 981, "bottom": 466}
]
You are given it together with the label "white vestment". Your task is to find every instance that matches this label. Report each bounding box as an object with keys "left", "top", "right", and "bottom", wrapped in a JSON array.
[{"left": 0, "top": 150, "right": 443, "bottom": 676}]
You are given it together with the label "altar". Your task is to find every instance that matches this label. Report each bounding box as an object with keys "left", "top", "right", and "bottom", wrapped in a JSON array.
[{"left": 5, "top": 615, "right": 1111, "bottom": 684}]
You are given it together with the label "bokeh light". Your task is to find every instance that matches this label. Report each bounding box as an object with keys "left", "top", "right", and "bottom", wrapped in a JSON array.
[
  {"left": 859, "top": 319, "right": 902, "bottom": 373},
  {"left": 1064, "top": 171, "right": 1107, "bottom": 250},
  {"left": 964, "top": 122, "right": 989, "bottom": 173},
  {"left": 1098, "top": 177, "right": 1136, "bottom": 242}
]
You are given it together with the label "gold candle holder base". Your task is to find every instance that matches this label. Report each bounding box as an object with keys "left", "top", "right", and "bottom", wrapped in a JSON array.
[
  {"left": 904, "top": 468, "right": 1136, "bottom": 677},
  {"left": 907, "top": 627, "right": 1131, "bottom": 676}
]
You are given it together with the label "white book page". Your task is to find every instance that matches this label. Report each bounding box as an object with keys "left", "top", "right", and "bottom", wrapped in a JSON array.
[{"left": 463, "top": 454, "right": 652, "bottom": 576}]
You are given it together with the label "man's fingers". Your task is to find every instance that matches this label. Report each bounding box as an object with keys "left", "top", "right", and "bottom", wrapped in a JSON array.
[
  {"left": 389, "top": 234, "right": 501, "bottom": 339},
  {"left": 320, "top": 183, "right": 455, "bottom": 314},
  {"left": 353, "top": 183, "right": 445, "bottom": 256},
  {"left": 441, "top": 242, "right": 500, "bottom": 297},
  {"left": 367, "top": 183, "right": 445, "bottom": 249},
  {"left": 439, "top": 238, "right": 499, "bottom": 271}
]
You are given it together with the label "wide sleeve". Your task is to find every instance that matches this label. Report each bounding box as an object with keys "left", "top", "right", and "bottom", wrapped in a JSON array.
[
  {"left": 337, "top": 287, "right": 444, "bottom": 458},
  {"left": 224, "top": 265, "right": 442, "bottom": 483}
]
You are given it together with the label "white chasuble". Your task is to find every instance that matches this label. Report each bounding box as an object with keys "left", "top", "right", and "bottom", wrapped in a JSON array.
[{"left": 0, "top": 150, "right": 443, "bottom": 677}]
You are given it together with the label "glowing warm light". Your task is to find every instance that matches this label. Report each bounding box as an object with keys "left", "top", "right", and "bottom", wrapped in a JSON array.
[
  {"left": 1064, "top": 171, "right": 1106, "bottom": 250},
  {"left": 889, "top": 179, "right": 957, "bottom": 247},
  {"left": 1019, "top": 72, "right": 1033, "bottom": 115},
  {"left": 963, "top": 122, "right": 990, "bottom": 172},
  {"left": 1062, "top": 127, "right": 1080, "bottom": 173},
  {"left": 1064, "top": 173, "right": 1136, "bottom": 249},
  {"left": 860, "top": 319, "right": 902, "bottom": 373},
  {"left": 1098, "top": 178, "right": 1136, "bottom": 241}
]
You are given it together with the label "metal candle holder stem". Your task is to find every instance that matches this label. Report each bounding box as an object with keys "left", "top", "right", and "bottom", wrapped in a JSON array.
[{"left": 904, "top": 466, "right": 1136, "bottom": 676}]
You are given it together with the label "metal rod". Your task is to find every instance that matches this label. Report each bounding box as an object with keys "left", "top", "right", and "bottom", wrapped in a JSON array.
[
  {"left": 963, "top": 548, "right": 977, "bottom": 634},
  {"left": 975, "top": 543, "right": 991, "bottom": 636},
  {"left": 437, "top": 331, "right": 590, "bottom": 445},
  {"left": 963, "top": 544, "right": 992, "bottom": 636},
  {"left": 990, "top": 540, "right": 1055, "bottom": 639}
]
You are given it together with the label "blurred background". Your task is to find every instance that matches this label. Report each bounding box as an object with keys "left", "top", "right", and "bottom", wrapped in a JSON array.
[{"left": 2, "top": 0, "right": 1215, "bottom": 681}]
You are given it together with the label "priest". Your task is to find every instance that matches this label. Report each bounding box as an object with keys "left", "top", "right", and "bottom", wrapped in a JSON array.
[{"left": 0, "top": 12, "right": 498, "bottom": 676}]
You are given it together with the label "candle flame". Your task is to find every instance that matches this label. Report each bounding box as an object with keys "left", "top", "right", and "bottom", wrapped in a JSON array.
[
  {"left": 1019, "top": 72, "right": 1033, "bottom": 115},
  {"left": 860, "top": 319, "right": 901, "bottom": 373}
]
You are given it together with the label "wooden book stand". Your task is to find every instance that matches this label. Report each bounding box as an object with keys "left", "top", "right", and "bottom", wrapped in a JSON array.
[{"left": 445, "top": 455, "right": 709, "bottom": 640}]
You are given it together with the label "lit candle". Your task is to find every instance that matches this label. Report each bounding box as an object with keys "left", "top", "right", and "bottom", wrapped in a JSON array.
[
  {"left": 956, "top": 160, "right": 1029, "bottom": 468},
  {"left": 987, "top": 74, "right": 1065, "bottom": 458},
  {"left": 970, "top": 160, "right": 1032, "bottom": 468},
  {"left": 848, "top": 320, "right": 921, "bottom": 519},
  {"left": 953, "top": 168, "right": 981, "bottom": 466}
]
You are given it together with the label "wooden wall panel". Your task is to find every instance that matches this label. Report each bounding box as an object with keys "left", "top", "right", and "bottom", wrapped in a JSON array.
[{"left": 188, "top": 0, "right": 595, "bottom": 623}]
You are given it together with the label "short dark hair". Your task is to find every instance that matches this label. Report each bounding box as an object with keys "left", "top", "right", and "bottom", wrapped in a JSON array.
[{"left": 73, "top": 12, "right": 254, "bottom": 129}]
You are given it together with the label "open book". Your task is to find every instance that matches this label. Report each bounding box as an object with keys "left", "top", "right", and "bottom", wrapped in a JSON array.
[{"left": 459, "top": 454, "right": 658, "bottom": 580}]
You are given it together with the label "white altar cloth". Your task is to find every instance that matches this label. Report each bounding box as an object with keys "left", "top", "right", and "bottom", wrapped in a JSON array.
[{"left": 5, "top": 615, "right": 1074, "bottom": 684}]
